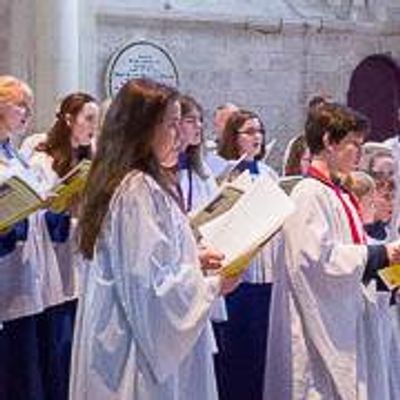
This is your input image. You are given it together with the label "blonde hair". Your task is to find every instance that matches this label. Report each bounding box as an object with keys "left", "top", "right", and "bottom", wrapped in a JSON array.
[
  {"left": 0, "top": 75, "right": 32, "bottom": 105},
  {"left": 348, "top": 171, "right": 375, "bottom": 200}
]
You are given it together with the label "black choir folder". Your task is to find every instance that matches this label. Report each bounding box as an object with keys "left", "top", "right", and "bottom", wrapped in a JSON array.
[
  {"left": 0, "top": 160, "right": 91, "bottom": 230},
  {"left": 190, "top": 171, "right": 295, "bottom": 277}
]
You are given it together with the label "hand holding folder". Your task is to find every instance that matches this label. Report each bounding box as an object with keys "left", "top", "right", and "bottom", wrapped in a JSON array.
[
  {"left": 48, "top": 159, "right": 91, "bottom": 212},
  {"left": 378, "top": 265, "right": 400, "bottom": 290},
  {"left": 192, "top": 172, "right": 296, "bottom": 278},
  {"left": 0, "top": 159, "right": 91, "bottom": 230}
]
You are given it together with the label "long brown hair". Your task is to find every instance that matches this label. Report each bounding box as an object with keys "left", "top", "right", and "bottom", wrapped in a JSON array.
[
  {"left": 37, "top": 92, "right": 97, "bottom": 177},
  {"left": 179, "top": 94, "right": 210, "bottom": 179},
  {"left": 78, "top": 78, "right": 179, "bottom": 260},
  {"left": 283, "top": 135, "right": 308, "bottom": 176}
]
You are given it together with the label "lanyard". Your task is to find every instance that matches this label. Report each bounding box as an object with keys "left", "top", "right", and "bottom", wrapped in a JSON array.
[
  {"left": 178, "top": 152, "right": 193, "bottom": 212},
  {"left": 307, "top": 166, "right": 365, "bottom": 244},
  {"left": 185, "top": 166, "right": 193, "bottom": 212},
  {"left": 0, "top": 140, "right": 30, "bottom": 169}
]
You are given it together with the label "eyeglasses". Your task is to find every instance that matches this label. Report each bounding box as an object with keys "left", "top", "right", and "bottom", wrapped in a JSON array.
[
  {"left": 370, "top": 170, "right": 394, "bottom": 180},
  {"left": 9, "top": 102, "right": 32, "bottom": 118}
]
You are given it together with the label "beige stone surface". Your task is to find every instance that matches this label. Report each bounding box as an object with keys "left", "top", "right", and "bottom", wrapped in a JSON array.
[{"left": 1, "top": 0, "right": 400, "bottom": 167}]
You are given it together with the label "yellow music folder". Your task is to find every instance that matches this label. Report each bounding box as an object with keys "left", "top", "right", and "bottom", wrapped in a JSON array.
[
  {"left": 0, "top": 159, "right": 91, "bottom": 230},
  {"left": 378, "top": 265, "right": 400, "bottom": 290},
  {"left": 0, "top": 176, "right": 45, "bottom": 230},
  {"left": 49, "top": 159, "right": 91, "bottom": 212}
]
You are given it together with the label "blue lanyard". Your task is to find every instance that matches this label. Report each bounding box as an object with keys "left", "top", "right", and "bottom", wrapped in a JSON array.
[
  {"left": 0, "top": 140, "right": 14, "bottom": 160},
  {"left": 0, "top": 140, "right": 29, "bottom": 169},
  {"left": 178, "top": 152, "right": 193, "bottom": 212}
]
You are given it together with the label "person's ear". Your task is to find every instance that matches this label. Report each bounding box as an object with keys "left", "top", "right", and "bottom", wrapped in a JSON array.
[
  {"left": 322, "top": 131, "right": 333, "bottom": 152},
  {"left": 65, "top": 113, "right": 72, "bottom": 127}
]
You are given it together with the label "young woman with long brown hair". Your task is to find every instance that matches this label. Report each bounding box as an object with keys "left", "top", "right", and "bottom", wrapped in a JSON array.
[
  {"left": 20, "top": 92, "right": 99, "bottom": 400},
  {"left": 29, "top": 92, "right": 98, "bottom": 179},
  {"left": 70, "top": 78, "right": 237, "bottom": 400}
]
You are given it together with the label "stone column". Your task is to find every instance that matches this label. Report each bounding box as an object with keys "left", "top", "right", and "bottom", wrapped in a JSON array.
[
  {"left": 78, "top": 0, "right": 98, "bottom": 95},
  {"left": 33, "top": 0, "right": 80, "bottom": 132}
]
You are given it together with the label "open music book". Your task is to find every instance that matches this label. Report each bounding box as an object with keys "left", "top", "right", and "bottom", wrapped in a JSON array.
[
  {"left": 190, "top": 170, "right": 253, "bottom": 237},
  {"left": 0, "top": 159, "right": 91, "bottom": 230},
  {"left": 191, "top": 172, "right": 295, "bottom": 277}
]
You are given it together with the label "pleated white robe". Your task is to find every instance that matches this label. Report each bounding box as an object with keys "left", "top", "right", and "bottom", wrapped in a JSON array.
[
  {"left": 263, "top": 177, "right": 391, "bottom": 400},
  {"left": 0, "top": 149, "right": 63, "bottom": 320},
  {"left": 179, "top": 165, "right": 217, "bottom": 213},
  {"left": 69, "top": 171, "right": 220, "bottom": 400},
  {"left": 27, "top": 150, "right": 79, "bottom": 302},
  {"left": 179, "top": 166, "right": 227, "bottom": 322}
]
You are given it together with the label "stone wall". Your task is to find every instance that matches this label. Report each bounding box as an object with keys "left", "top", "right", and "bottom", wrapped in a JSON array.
[
  {"left": 0, "top": 0, "right": 12, "bottom": 73},
  {"left": 94, "top": 3, "right": 400, "bottom": 167},
  {"left": 1, "top": 0, "right": 400, "bottom": 168}
]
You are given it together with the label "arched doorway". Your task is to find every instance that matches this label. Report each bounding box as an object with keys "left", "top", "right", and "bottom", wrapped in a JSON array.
[{"left": 347, "top": 54, "right": 400, "bottom": 142}]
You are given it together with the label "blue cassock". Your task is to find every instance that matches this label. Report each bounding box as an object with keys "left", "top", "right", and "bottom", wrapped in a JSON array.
[{"left": 214, "top": 159, "right": 273, "bottom": 400}]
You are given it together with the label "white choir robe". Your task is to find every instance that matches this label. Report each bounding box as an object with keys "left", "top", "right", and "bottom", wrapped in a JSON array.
[
  {"left": 0, "top": 231, "right": 44, "bottom": 322},
  {"left": 179, "top": 165, "right": 217, "bottom": 212},
  {"left": 0, "top": 148, "right": 65, "bottom": 321},
  {"left": 383, "top": 136, "right": 400, "bottom": 240},
  {"left": 206, "top": 151, "right": 228, "bottom": 177},
  {"left": 364, "top": 237, "right": 400, "bottom": 399},
  {"left": 26, "top": 150, "right": 79, "bottom": 304},
  {"left": 382, "top": 136, "right": 400, "bottom": 363},
  {"left": 264, "top": 177, "right": 395, "bottom": 400},
  {"left": 69, "top": 171, "right": 220, "bottom": 400},
  {"left": 179, "top": 166, "right": 227, "bottom": 322},
  {"left": 18, "top": 132, "right": 47, "bottom": 160},
  {"left": 241, "top": 161, "right": 279, "bottom": 284}
]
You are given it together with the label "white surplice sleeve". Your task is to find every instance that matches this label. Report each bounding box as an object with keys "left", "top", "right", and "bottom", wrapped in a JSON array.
[
  {"left": 104, "top": 173, "right": 220, "bottom": 383},
  {"left": 282, "top": 179, "right": 369, "bottom": 398},
  {"left": 287, "top": 179, "right": 367, "bottom": 278}
]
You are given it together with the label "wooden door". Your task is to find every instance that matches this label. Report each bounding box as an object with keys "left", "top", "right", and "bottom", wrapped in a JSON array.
[{"left": 347, "top": 54, "right": 400, "bottom": 142}]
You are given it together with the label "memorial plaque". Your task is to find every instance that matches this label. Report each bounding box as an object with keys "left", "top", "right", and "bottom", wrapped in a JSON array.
[{"left": 105, "top": 40, "right": 179, "bottom": 97}]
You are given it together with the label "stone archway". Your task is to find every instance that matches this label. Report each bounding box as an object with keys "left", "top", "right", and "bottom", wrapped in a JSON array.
[{"left": 347, "top": 54, "right": 400, "bottom": 142}]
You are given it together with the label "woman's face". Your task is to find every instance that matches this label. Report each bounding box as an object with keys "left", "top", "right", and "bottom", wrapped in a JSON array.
[
  {"left": 370, "top": 155, "right": 394, "bottom": 180},
  {"left": 330, "top": 131, "right": 363, "bottom": 176},
  {"left": 359, "top": 190, "right": 376, "bottom": 224},
  {"left": 369, "top": 154, "right": 395, "bottom": 223},
  {"left": 236, "top": 117, "right": 264, "bottom": 160},
  {"left": 179, "top": 107, "right": 202, "bottom": 151},
  {"left": 0, "top": 97, "right": 32, "bottom": 137},
  {"left": 373, "top": 181, "right": 394, "bottom": 223},
  {"left": 152, "top": 100, "right": 181, "bottom": 168},
  {"left": 70, "top": 101, "right": 99, "bottom": 147}
]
